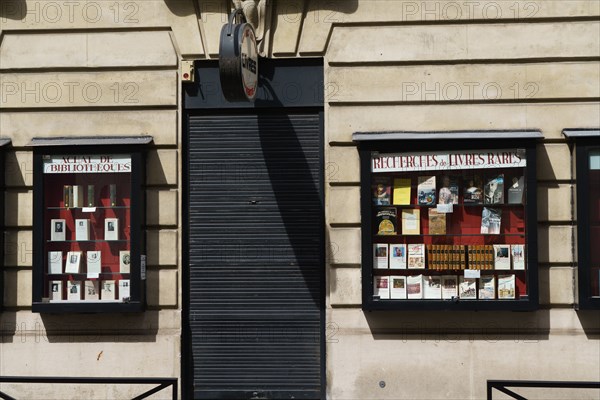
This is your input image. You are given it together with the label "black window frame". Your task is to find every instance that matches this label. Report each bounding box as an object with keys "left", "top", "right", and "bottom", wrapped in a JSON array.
[
  {"left": 29, "top": 137, "right": 150, "bottom": 313},
  {"left": 565, "top": 129, "right": 600, "bottom": 310},
  {"left": 354, "top": 131, "right": 542, "bottom": 311},
  {"left": 0, "top": 138, "right": 11, "bottom": 311}
]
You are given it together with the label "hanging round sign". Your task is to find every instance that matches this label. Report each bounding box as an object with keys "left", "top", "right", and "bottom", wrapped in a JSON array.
[{"left": 219, "top": 10, "right": 259, "bottom": 102}]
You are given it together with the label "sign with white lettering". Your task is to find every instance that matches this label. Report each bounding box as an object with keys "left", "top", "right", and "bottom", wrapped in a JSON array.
[
  {"left": 372, "top": 149, "right": 526, "bottom": 173},
  {"left": 43, "top": 155, "right": 131, "bottom": 174}
]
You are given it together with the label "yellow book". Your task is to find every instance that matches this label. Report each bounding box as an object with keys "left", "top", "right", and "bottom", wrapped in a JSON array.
[
  {"left": 401, "top": 209, "right": 420, "bottom": 235},
  {"left": 392, "top": 178, "right": 412, "bottom": 205}
]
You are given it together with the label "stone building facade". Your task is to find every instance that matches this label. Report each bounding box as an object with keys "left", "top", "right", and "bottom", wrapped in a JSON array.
[{"left": 1, "top": 1, "right": 599, "bottom": 399}]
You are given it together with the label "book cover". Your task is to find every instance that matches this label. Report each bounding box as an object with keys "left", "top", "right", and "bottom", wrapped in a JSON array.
[
  {"left": 481, "top": 207, "right": 502, "bottom": 234},
  {"left": 463, "top": 173, "right": 483, "bottom": 204},
  {"left": 438, "top": 175, "right": 459, "bottom": 205},
  {"left": 459, "top": 276, "right": 477, "bottom": 299},
  {"left": 406, "top": 275, "right": 423, "bottom": 299},
  {"left": 484, "top": 174, "right": 504, "bottom": 204},
  {"left": 424, "top": 276, "right": 442, "bottom": 299},
  {"left": 87, "top": 185, "right": 95, "bottom": 207},
  {"left": 110, "top": 184, "right": 117, "bottom": 207},
  {"left": 48, "top": 251, "right": 63, "bottom": 274},
  {"left": 401, "top": 209, "right": 420, "bottom": 235},
  {"left": 417, "top": 176, "right": 436, "bottom": 205},
  {"left": 49, "top": 280, "right": 62, "bottom": 301},
  {"left": 101, "top": 280, "right": 116, "bottom": 300},
  {"left": 65, "top": 251, "right": 82, "bottom": 274},
  {"left": 75, "top": 219, "right": 90, "bottom": 241},
  {"left": 119, "top": 279, "right": 131, "bottom": 301},
  {"left": 389, "top": 244, "right": 407, "bottom": 269},
  {"left": 493, "top": 244, "right": 511, "bottom": 270},
  {"left": 86, "top": 251, "right": 102, "bottom": 277},
  {"left": 441, "top": 275, "right": 458, "bottom": 299},
  {"left": 84, "top": 280, "right": 100, "bottom": 301},
  {"left": 72, "top": 185, "right": 84, "bottom": 207},
  {"left": 498, "top": 274, "right": 516, "bottom": 299},
  {"left": 373, "top": 276, "right": 390, "bottom": 299},
  {"left": 392, "top": 178, "right": 411, "bottom": 205},
  {"left": 507, "top": 175, "right": 525, "bottom": 204},
  {"left": 390, "top": 276, "right": 407, "bottom": 299},
  {"left": 428, "top": 209, "right": 446, "bottom": 235},
  {"left": 407, "top": 244, "right": 425, "bottom": 269},
  {"left": 376, "top": 208, "right": 397, "bottom": 235},
  {"left": 105, "top": 218, "right": 119, "bottom": 241},
  {"left": 479, "top": 275, "right": 496, "bottom": 299},
  {"left": 119, "top": 251, "right": 131, "bottom": 274},
  {"left": 50, "top": 219, "right": 66, "bottom": 241},
  {"left": 67, "top": 280, "right": 82, "bottom": 301},
  {"left": 63, "top": 185, "right": 72, "bottom": 208},
  {"left": 372, "top": 177, "right": 391, "bottom": 205},
  {"left": 511, "top": 244, "right": 526, "bottom": 270},
  {"left": 373, "top": 244, "right": 388, "bottom": 269}
]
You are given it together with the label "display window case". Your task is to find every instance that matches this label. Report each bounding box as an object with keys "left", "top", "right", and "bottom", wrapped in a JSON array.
[
  {"left": 565, "top": 129, "right": 600, "bottom": 309},
  {"left": 30, "top": 137, "right": 151, "bottom": 313},
  {"left": 354, "top": 131, "right": 541, "bottom": 311},
  {"left": 0, "top": 138, "right": 11, "bottom": 311}
]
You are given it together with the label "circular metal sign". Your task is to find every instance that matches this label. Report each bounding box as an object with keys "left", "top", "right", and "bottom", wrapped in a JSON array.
[{"left": 219, "top": 12, "right": 259, "bottom": 102}]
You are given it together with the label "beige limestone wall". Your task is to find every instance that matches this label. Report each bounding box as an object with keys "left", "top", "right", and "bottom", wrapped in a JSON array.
[
  {"left": 1, "top": 6, "right": 183, "bottom": 396},
  {"left": 322, "top": 1, "right": 600, "bottom": 399}
]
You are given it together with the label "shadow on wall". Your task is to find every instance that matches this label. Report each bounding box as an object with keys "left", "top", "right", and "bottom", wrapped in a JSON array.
[{"left": 0, "top": 0, "right": 26, "bottom": 20}]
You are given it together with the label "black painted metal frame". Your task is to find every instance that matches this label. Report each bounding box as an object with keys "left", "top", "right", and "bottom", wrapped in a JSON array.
[
  {"left": 31, "top": 145, "right": 146, "bottom": 313},
  {"left": 0, "top": 140, "right": 8, "bottom": 311},
  {"left": 487, "top": 380, "right": 600, "bottom": 400},
  {"left": 575, "top": 139, "right": 600, "bottom": 309},
  {"left": 182, "top": 58, "right": 326, "bottom": 399},
  {"left": 0, "top": 376, "right": 177, "bottom": 400},
  {"left": 357, "top": 137, "right": 540, "bottom": 311}
]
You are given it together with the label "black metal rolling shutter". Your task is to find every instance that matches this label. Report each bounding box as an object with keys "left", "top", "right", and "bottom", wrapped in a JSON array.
[{"left": 188, "top": 112, "right": 323, "bottom": 399}]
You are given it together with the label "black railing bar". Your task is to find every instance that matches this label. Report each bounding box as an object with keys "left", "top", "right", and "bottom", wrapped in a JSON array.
[
  {"left": 131, "top": 383, "right": 173, "bottom": 400},
  {"left": 0, "top": 390, "right": 17, "bottom": 400},
  {"left": 0, "top": 377, "right": 177, "bottom": 385},
  {"left": 492, "top": 386, "right": 528, "bottom": 400},
  {"left": 488, "top": 380, "right": 600, "bottom": 389}
]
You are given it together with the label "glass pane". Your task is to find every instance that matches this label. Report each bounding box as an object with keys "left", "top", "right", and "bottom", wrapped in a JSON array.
[
  {"left": 42, "top": 154, "right": 132, "bottom": 303},
  {"left": 589, "top": 149, "right": 600, "bottom": 297}
]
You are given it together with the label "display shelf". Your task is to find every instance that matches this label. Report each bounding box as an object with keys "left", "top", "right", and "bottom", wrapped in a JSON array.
[
  {"left": 357, "top": 139, "right": 539, "bottom": 311},
  {"left": 31, "top": 144, "right": 147, "bottom": 313}
]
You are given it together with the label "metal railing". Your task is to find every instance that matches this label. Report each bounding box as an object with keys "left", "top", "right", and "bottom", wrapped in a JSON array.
[
  {"left": 487, "top": 380, "right": 600, "bottom": 400},
  {"left": 0, "top": 376, "right": 177, "bottom": 400}
]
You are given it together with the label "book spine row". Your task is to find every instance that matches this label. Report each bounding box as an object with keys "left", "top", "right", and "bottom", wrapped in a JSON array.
[
  {"left": 426, "top": 245, "right": 466, "bottom": 270},
  {"left": 467, "top": 245, "right": 494, "bottom": 270}
]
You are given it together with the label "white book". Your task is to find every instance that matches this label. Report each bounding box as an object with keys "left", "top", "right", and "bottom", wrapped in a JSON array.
[
  {"left": 498, "top": 274, "right": 516, "bottom": 299},
  {"left": 407, "top": 244, "right": 425, "bottom": 269},
  {"left": 373, "top": 244, "right": 388, "bottom": 269},
  {"left": 479, "top": 276, "right": 496, "bottom": 299},
  {"left": 459, "top": 276, "right": 477, "bottom": 299},
  {"left": 67, "top": 280, "right": 82, "bottom": 301},
  {"left": 390, "top": 276, "right": 407, "bottom": 299},
  {"left": 511, "top": 245, "right": 526, "bottom": 270},
  {"left": 119, "top": 251, "right": 131, "bottom": 274},
  {"left": 48, "top": 251, "right": 63, "bottom": 274},
  {"left": 424, "top": 276, "right": 442, "bottom": 299},
  {"left": 50, "top": 219, "right": 66, "bottom": 241},
  {"left": 86, "top": 251, "right": 102, "bottom": 277},
  {"left": 493, "top": 244, "right": 511, "bottom": 270},
  {"left": 65, "top": 251, "right": 82, "bottom": 274},
  {"left": 72, "top": 185, "right": 84, "bottom": 207},
  {"left": 441, "top": 275, "right": 458, "bottom": 300},
  {"left": 49, "top": 280, "right": 63, "bottom": 301},
  {"left": 75, "top": 219, "right": 90, "bottom": 241},
  {"left": 105, "top": 218, "right": 119, "bottom": 241},
  {"left": 406, "top": 275, "right": 423, "bottom": 299},
  {"left": 84, "top": 280, "right": 100, "bottom": 301},
  {"left": 373, "top": 276, "right": 390, "bottom": 299},
  {"left": 119, "top": 279, "right": 131, "bottom": 301},
  {"left": 101, "top": 280, "right": 116, "bottom": 300},
  {"left": 389, "top": 244, "right": 407, "bottom": 269}
]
